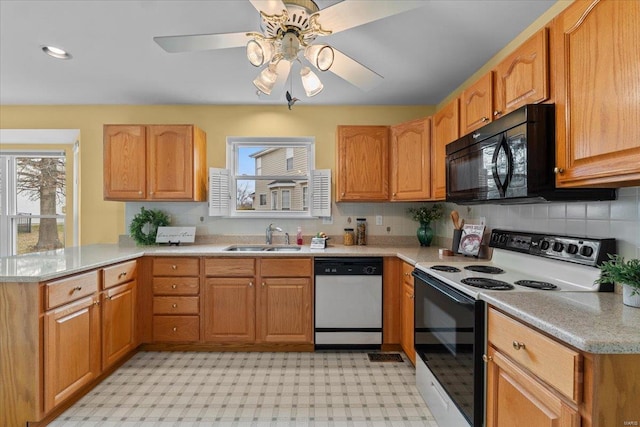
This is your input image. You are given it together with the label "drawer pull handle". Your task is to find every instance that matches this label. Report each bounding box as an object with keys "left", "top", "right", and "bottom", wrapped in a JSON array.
[
  {"left": 482, "top": 354, "right": 493, "bottom": 363},
  {"left": 172, "top": 284, "right": 177, "bottom": 289},
  {"left": 171, "top": 265, "right": 177, "bottom": 270},
  {"left": 512, "top": 341, "right": 526, "bottom": 350},
  {"left": 72, "top": 286, "right": 82, "bottom": 292},
  {"left": 481, "top": 117, "right": 489, "bottom": 122},
  {"left": 172, "top": 303, "right": 177, "bottom": 308},
  {"left": 172, "top": 327, "right": 177, "bottom": 332},
  {"left": 118, "top": 272, "right": 127, "bottom": 278}
]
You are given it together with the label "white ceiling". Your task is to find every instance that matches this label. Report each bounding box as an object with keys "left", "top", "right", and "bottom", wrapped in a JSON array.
[{"left": 0, "top": 0, "right": 557, "bottom": 106}]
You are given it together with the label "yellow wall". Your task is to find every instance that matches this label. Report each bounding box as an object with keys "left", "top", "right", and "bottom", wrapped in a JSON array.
[{"left": 0, "top": 105, "right": 433, "bottom": 244}]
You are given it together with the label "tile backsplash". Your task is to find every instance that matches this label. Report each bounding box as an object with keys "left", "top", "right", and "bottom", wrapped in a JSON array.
[{"left": 125, "top": 187, "right": 639, "bottom": 259}]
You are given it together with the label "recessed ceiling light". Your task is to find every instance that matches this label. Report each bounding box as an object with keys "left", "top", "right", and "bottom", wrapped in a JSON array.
[{"left": 41, "top": 45, "right": 72, "bottom": 60}]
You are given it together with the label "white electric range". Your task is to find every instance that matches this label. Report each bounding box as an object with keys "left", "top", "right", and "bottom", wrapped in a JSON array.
[{"left": 412, "top": 229, "right": 616, "bottom": 427}]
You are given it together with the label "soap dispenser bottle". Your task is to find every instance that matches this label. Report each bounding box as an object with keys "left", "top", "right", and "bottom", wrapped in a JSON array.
[{"left": 296, "top": 226, "right": 303, "bottom": 245}]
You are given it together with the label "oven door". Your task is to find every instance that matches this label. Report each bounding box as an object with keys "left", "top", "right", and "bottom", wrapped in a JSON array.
[
  {"left": 413, "top": 269, "right": 485, "bottom": 427},
  {"left": 446, "top": 123, "right": 528, "bottom": 203}
]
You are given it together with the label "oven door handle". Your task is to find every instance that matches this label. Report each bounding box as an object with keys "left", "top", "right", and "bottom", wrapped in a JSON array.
[{"left": 412, "top": 270, "right": 474, "bottom": 305}]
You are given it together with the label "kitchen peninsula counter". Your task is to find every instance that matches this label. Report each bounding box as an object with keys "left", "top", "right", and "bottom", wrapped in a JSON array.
[{"left": 1, "top": 243, "right": 639, "bottom": 354}]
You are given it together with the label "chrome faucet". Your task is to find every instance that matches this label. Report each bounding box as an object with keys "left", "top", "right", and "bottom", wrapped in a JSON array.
[
  {"left": 284, "top": 232, "right": 290, "bottom": 245},
  {"left": 266, "top": 223, "right": 283, "bottom": 244}
]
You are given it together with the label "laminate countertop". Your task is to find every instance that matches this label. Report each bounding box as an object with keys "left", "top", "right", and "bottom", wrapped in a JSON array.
[{"left": 1, "top": 243, "right": 639, "bottom": 354}]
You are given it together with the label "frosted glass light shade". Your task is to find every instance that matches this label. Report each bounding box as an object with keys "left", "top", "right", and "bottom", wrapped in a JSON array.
[
  {"left": 253, "top": 65, "right": 278, "bottom": 95},
  {"left": 304, "top": 45, "right": 334, "bottom": 71},
  {"left": 300, "top": 66, "right": 323, "bottom": 97},
  {"left": 247, "top": 39, "right": 274, "bottom": 67}
]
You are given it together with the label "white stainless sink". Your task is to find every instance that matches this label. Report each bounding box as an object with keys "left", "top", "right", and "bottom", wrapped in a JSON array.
[{"left": 223, "top": 245, "right": 301, "bottom": 252}]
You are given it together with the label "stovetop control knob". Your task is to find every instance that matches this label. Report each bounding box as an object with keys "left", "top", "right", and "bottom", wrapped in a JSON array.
[
  {"left": 580, "top": 246, "right": 594, "bottom": 257},
  {"left": 540, "top": 240, "right": 550, "bottom": 250},
  {"left": 552, "top": 242, "right": 564, "bottom": 252},
  {"left": 499, "top": 235, "right": 508, "bottom": 244},
  {"left": 566, "top": 244, "right": 578, "bottom": 254}
]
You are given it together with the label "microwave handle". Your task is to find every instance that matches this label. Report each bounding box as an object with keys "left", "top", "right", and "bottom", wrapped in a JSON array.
[{"left": 491, "top": 135, "right": 513, "bottom": 197}]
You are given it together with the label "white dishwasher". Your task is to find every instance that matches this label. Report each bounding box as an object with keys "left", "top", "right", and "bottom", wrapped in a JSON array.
[{"left": 314, "top": 257, "right": 383, "bottom": 349}]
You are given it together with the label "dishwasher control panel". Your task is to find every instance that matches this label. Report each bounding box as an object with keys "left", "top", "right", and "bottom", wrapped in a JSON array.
[{"left": 314, "top": 257, "right": 383, "bottom": 276}]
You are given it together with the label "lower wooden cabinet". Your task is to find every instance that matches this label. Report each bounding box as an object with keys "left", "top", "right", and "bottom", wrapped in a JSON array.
[
  {"left": 203, "top": 277, "right": 256, "bottom": 342},
  {"left": 400, "top": 262, "right": 415, "bottom": 365},
  {"left": 44, "top": 294, "right": 101, "bottom": 413},
  {"left": 259, "top": 277, "right": 312, "bottom": 343},
  {"left": 102, "top": 281, "right": 137, "bottom": 370}
]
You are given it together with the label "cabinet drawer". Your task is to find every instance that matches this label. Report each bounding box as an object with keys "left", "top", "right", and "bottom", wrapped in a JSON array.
[
  {"left": 153, "top": 257, "right": 200, "bottom": 276},
  {"left": 46, "top": 271, "right": 99, "bottom": 309},
  {"left": 153, "top": 277, "right": 199, "bottom": 295},
  {"left": 153, "top": 296, "right": 199, "bottom": 314},
  {"left": 103, "top": 260, "right": 137, "bottom": 289},
  {"left": 153, "top": 316, "right": 199, "bottom": 342},
  {"left": 402, "top": 262, "right": 413, "bottom": 286},
  {"left": 261, "top": 258, "right": 312, "bottom": 277},
  {"left": 205, "top": 258, "right": 255, "bottom": 277},
  {"left": 488, "top": 308, "right": 581, "bottom": 402}
]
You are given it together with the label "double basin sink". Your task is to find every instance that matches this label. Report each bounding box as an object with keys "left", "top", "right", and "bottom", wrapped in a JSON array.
[{"left": 223, "top": 244, "right": 301, "bottom": 252}]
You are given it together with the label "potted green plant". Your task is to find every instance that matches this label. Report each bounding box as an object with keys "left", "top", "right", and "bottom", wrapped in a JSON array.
[
  {"left": 407, "top": 204, "right": 443, "bottom": 247},
  {"left": 596, "top": 255, "right": 640, "bottom": 308}
]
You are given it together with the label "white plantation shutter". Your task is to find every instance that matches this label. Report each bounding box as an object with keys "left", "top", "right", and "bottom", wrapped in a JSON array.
[
  {"left": 208, "top": 168, "right": 230, "bottom": 216},
  {"left": 310, "top": 169, "right": 331, "bottom": 218}
]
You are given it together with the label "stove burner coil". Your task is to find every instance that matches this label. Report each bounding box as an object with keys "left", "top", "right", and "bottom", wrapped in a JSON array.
[
  {"left": 514, "top": 280, "right": 558, "bottom": 290},
  {"left": 464, "top": 265, "right": 505, "bottom": 274},
  {"left": 461, "top": 278, "right": 514, "bottom": 290},
  {"left": 430, "top": 265, "right": 461, "bottom": 273}
]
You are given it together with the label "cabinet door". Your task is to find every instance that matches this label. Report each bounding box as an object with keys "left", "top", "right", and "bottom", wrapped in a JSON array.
[
  {"left": 400, "top": 281, "right": 415, "bottom": 365},
  {"left": 493, "top": 28, "right": 549, "bottom": 118},
  {"left": 103, "top": 125, "right": 147, "bottom": 200},
  {"left": 553, "top": 0, "right": 640, "bottom": 187},
  {"left": 431, "top": 98, "right": 459, "bottom": 200},
  {"left": 258, "top": 277, "right": 312, "bottom": 343},
  {"left": 390, "top": 118, "right": 431, "bottom": 201},
  {"left": 486, "top": 348, "right": 580, "bottom": 427},
  {"left": 336, "top": 126, "right": 389, "bottom": 201},
  {"left": 147, "top": 125, "right": 195, "bottom": 200},
  {"left": 460, "top": 73, "right": 494, "bottom": 135},
  {"left": 203, "top": 278, "right": 256, "bottom": 342},
  {"left": 44, "top": 295, "right": 100, "bottom": 413},
  {"left": 102, "top": 281, "right": 136, "bottom": 370}
]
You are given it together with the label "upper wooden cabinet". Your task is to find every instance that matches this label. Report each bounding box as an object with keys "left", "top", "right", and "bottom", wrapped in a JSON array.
[
  {"left": 104, "top": 124, "right": 207, "bottom": 201},
  {"left": 493, "top": 28, "right": 549, "bottom": 119},
  {"left": 431, "top": 98, "right": 459, "bottom": 200},
  {"left": 553, "top": 0, "right": 640, "bottom": 187},
  {"left": 336, "top": 125, "right": 389, "bottom": 201},
  {"left": 390, "top": 118, "right": 431, "bottom": 201},
  {"left": 460, "top": 73, "right": 494, "bottom": 135}
]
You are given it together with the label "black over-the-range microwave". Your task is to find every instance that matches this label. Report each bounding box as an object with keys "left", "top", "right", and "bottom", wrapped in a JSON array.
[{"left": 445, "top": 104, "right": 617, "bottom": 204}]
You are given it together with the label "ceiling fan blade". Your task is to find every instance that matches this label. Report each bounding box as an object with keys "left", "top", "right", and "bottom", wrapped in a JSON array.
[
  {"left": 316, "top": 0, "right": 424, "bottom": 35},
  {"left": 326, "top": 48, "right": 383, "bottom": 92},
  {"left": 249, "top": 0, "right": 287, "bottom": 16},
  {"left": 154, "top": 32, "right": 249, "bottom": 53}
]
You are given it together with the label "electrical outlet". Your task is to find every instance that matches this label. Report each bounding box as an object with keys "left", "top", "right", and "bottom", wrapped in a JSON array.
[
  {"left": 375, "top": 215, "right": 383, "bottom": 225},
  {"left": 322, "top": 216, "right": 333, "bottom": 225},
  {"left": 479, "top": 216, "right": 486, "bottom": 226}
]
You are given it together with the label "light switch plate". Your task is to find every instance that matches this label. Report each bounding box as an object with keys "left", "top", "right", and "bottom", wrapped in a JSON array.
[
  {"left": 322, "top": 216, "right": 333, "bottom": 225},
  {"left": 375, "top": 215, "right": 383, "bottom": 225}
]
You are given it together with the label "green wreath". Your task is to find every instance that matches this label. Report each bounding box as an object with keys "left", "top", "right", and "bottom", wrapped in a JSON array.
[{"left": 129, "top": 207, "right": 170, "bottom": 245}]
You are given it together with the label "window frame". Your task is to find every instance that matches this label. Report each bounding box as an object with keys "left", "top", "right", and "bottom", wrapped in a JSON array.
[{"left": 226, "top": 136, "right": 316, "bottom": 219}]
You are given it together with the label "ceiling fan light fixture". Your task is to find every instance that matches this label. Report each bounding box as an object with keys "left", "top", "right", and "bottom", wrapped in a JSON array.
[
  {"left": 304, "top": 45, "right": 334, "bottom": 71},
  {"left": 246, "top": 38, "right": 274, "bottom": 67},
  {"left": 300, "top": 66, "right": 323, "bottom": 97},
  {"left": 253, "top": 64, "right": 279, "bottom": 95}
]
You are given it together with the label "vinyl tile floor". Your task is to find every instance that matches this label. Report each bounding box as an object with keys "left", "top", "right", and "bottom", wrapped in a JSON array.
[{"left": 51, "top": 351, "right": 440, "bottom": 427}]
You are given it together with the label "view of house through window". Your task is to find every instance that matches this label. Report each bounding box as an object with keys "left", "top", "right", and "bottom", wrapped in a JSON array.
[
  {"left": 229, "top": 137, "right": 314, "bottom": 215},
  {"left": 0, "top": 152, "right": 67, "bottom": 256}
]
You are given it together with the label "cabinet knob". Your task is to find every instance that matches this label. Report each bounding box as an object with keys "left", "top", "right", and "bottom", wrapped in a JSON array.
[
  {"left": 262, "top": 282, "right": 265, "bottom": 287},
  {"left": 553, "top": 167, "right": 565, "bottom": 174},
  {"left": 171, "top": 265, "right": 177, "bottom": 270},
  {"left": 107, "top": 295, "right": 113, "bottom": 300},
  {"left": 172, "top": 327, "right": 177, "bottom": 332},
  {"left": 172, "top": 303, "right": 177, "bottom": 308},
  {"left": 249, "top": 281, "right": 253, "bottom": 287},
  {"left": 410, "top": 294, "right": 414, "bottom": 299},
  {"left": 482, "top": 354, "right": 493, "bottom": 363},
  {"left": 171, "top": 284, "right": 177, "bottom": 289},
  {"left": 149, "top": 191, "right": 154, "bottom": 195},
  {"left": 481, "top": 117, "right": 489, "bottom": 122},
  {"left": 512, "top": 341, "right": 526, "bottom": 350},
  {"left": 404, "top": 272, "right": 410, "bottom": 276},
  {"left": 493, "top": 110, "right": 502, "bottom": 117},
  {"left": 138, "top": 191, "right": 143, "bottom": 195},
  {"left": 94, "top": 301, "right": 100, "bottom": 306},
  {"left": 341, "top": 192, "right": 345, "bottom": 197}
]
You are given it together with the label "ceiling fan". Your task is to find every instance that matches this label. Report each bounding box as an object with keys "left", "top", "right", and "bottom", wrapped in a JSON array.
[{"left": 154, "top": 0, "right": 423, "bottom": 98}]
